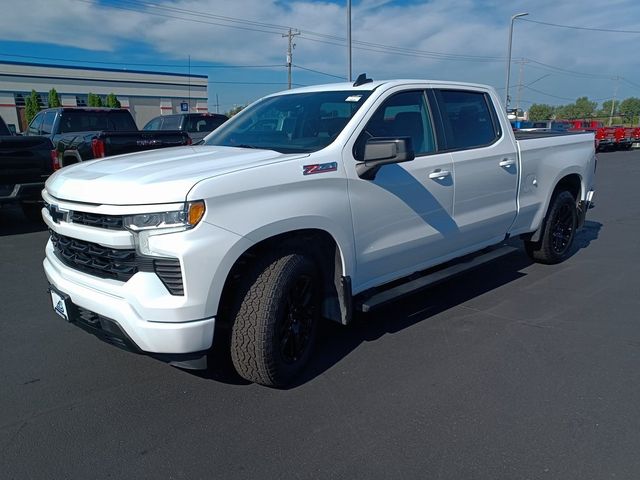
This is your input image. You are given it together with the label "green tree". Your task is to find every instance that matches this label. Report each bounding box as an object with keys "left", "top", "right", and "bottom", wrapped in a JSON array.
[
  {"left": 105, "top": 93, "right": 121, "bottom": 108},
  {"left": 48, "top": 88, "right": 61, "bottom": 108},
  {"left": 528, "top": 103, "right": 555, "bottom": 121},
  {"left": 87, "top": 93, "right": 103, "bottom": 107},
  {"left": 619, "top": 97, "right": 640, "bottom": 124},
  {"left": 226, "top": 105, "right": 245, "bottom": 117},
  {"left": 573, "top": 97, "right": 597, "bottom": 119},
  {"left": 25, "top": 90, "right": 41, "bottom": 125}
]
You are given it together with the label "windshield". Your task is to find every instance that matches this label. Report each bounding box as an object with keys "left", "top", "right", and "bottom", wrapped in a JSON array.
[{"left": 204, "top": 90, "right": 372, "bottom": 153}]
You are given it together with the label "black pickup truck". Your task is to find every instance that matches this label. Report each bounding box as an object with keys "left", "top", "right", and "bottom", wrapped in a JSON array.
[
  {"left": 0, "top": 115, "right": 55, "bottom": 221},
  {"left": 26, "top": 108, "right": 191, "bottom": 167}
]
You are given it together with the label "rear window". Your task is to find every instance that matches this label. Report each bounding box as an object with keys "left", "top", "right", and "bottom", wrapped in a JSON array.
[
  {"left": 58, "top": 110, "right": 137, "bottom": 133},
  {"left": 435, "top": 90, "right": 501, "bottom": 150}
]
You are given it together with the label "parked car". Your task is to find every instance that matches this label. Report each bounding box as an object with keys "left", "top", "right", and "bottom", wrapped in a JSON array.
[
  {"left": 26, "top": 108, "right": 192, "bottom": 167},
  {"left": 0, "top": 114, "right": 55, "bottom": 220},
  {"left": 629, "top": 127, "right": 640, "bottom": 149},
  {"left": 142, "top": 113, "right": 228, "bottom": 143},
  {"left": 42, "top": 78, "right": 596, "bottom": 387}
]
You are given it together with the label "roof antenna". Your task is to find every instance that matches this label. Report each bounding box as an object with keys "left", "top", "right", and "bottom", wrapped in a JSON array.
[{"left": 353, "top": 73, "right": 373, "bottom": 87}]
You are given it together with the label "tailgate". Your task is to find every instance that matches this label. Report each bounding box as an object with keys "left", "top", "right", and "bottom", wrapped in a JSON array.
[{"left": 102, "top": 131, "right": 191, "bottom": 157}]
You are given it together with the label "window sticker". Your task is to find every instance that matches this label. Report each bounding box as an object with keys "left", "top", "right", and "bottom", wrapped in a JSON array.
[{"left": 345, "top": 95, "right": 363, "bottom": 102}]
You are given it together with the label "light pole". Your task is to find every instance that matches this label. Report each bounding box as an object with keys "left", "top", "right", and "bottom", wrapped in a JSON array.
[
  {"left": 347, "top": 0, "right": 352, "bottom": 82},
  {"left": 504, "top": 12, "right": 528, "bottom": 110}
]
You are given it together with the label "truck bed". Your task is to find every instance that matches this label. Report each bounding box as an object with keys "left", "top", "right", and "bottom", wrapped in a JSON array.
[{"left": 514, "top": 130, "right": 590, "bottom": 140}]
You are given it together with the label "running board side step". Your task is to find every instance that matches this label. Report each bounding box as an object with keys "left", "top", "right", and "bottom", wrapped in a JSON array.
[{"left": 357, "top": 245, "right": 519, "bottom": 313}]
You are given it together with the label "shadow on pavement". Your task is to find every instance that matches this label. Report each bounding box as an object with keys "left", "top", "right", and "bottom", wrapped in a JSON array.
[{"left": 189, "top": 222, "right": 602, "bottom": 388}]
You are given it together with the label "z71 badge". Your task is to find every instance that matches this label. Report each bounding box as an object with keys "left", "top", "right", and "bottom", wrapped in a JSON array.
[{"left": 303, "top": 162, "right": 338, "bottom": 175}]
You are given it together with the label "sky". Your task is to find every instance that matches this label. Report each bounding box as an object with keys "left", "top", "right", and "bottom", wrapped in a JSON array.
[{"left": 1, "top": 0, "right": 639, "bottom": 114}]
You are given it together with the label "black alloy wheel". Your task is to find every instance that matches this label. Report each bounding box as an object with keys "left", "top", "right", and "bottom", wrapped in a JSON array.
[
  {"left": 550, "top": 202, "right": 575, "bottom": 256},
  {"left": 279, "top": 273, "right": 316, "bottom": 365}
]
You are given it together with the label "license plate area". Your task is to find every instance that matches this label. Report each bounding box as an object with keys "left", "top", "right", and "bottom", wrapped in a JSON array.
[{"left": 49, "top": 286, "right": 72, "bottom": 321}]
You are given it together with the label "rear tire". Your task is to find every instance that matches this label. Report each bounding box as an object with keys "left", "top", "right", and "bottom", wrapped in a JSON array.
[
  {"left": 229, "top": 252, "right": 321, "bottom": 387},
  {"left": 524, "top": 190, "right": 577, "bottom": 264}
]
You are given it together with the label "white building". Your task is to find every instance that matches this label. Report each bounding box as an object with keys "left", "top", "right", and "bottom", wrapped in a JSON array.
[{"left": 0, "top": 61, "right": 208, "bottom": 132}]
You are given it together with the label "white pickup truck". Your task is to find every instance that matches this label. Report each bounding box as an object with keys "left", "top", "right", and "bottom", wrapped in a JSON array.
[{"left": 42, "top": 76, "right": 596, "bottom": 387}]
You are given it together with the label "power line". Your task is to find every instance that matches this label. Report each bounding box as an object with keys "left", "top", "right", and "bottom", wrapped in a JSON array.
[
  {"left": 525, "top": 58, "right": 614, "bottom": 80},
  {"left": 0, "top": 53, "right": 284, "bottom": 69},
  {"left": 524, "top": 85, "right": 610, "bottom": 102},
  {"left": 292, "top": 64, "right": 346, "bottom": 80},
  {"left": 521, "top": 18, "right": 640, "bottom": 34},
  {"left": 76, "top": 0, "right": 503, "bottom": 64},
  {"left": 208, "top": 80, "right": 305, "bottom": 86}
]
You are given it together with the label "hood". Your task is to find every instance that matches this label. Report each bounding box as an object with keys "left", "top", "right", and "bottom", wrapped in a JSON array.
[{"left": 45, "top": 146, "right": 303, "bottom": 205}]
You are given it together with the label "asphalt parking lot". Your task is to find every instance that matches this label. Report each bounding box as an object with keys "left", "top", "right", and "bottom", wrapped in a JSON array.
[{"left": 1, "top": 150, "right": 640, "bottom": 479}]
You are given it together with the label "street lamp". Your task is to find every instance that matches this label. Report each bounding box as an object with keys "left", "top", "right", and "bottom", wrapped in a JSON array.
[{"left": 504, "top": 12, "right": 528, "bottom": 109}]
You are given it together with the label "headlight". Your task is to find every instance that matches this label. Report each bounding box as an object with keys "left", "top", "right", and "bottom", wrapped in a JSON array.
[{"left": 124, "top": 201, "right": 206, "bottom": 232}]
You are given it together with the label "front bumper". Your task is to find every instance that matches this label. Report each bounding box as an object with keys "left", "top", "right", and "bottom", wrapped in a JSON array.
[
  {"left": 41, "top": 194, "right": 248, "bottom": 359},
  {"left": 44, "top": 250, "right": 215, "bottom": 355}
]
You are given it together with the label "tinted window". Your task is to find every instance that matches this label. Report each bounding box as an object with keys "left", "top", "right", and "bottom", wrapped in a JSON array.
[
  {"left": 435, "top": 90, "right": 500, "bottom": 150},
  {"left": 40, "top": 111, "right": 57, "bottom": 135},
  {"left": 143, "top": 117, "right": 163, "bottom": 130},
  {"left": 184, "top": 116, "right": 227, "bottom": 133},
  {"left": 205, "top": 91, "right": 372, "bottom": 153},
  {"left": 58, "top": 111, "right": 137, "bottom": 133},
  {"left": 28, "top": 112, "right": 44, "bottom": 135},
  {"left": 160, "top": 116, "right": 182, "bottom": 130},
  {"left": 356, "top": 90, "right": 435, "bottom": 157}
]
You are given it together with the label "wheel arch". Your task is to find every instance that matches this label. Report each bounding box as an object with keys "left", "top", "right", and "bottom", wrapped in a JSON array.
[
  {"left": 214, "top": 227, "right": 353, "bottom": 328},
  {"left": 528, "top": 171, "right": 582, "bottom": 243}
]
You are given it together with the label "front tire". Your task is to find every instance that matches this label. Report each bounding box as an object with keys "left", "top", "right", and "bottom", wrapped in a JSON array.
[
  {"left": 524, "top": 190, "right": 578, "bottom": 264},
  {"left": 229, "top": 252, "right": 321, "bottom": 387}
]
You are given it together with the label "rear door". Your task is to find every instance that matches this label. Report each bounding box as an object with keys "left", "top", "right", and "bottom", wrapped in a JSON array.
[
  {"left": 431, "top": 88, "right": 518, "bottom": 249},
  {"left": 344, "top": 88, "right": 456, "bottom": 290}
]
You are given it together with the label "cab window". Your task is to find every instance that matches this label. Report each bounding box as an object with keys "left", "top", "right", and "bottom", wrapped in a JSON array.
[
  {"left": 355, "top": 90, "right": 435, "bottom": 159},
  {"left": 434, "top": 90, "right": 501, "bottom": 150}
]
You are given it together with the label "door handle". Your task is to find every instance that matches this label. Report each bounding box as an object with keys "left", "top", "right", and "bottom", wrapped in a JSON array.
[
  {"left": 499, "top": 158, "right": 516, "bottom": 167},
  {"left": 428, "top": 170, "right": 451, "bottom": 180}
]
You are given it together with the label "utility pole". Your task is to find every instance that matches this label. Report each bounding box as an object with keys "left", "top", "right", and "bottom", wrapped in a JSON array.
[
  {"left": 213, "top": 94, "right": 219, "bottom": 114},
  {"left": 609, "top": 76, "right": 619, "bottom": 126},
  {"left": 515, "top": 58, "right": 528, "bottom": 118},
  {"left": 188, "top": 54, "right": 191, "bottom": 112},
  {"left": 283, "top": 28, "right": 300, "bottom": 89}
]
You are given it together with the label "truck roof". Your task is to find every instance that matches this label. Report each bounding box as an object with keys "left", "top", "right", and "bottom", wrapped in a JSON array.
[{"left": 270, "top": 79, "right": 496, "bottom": 96}]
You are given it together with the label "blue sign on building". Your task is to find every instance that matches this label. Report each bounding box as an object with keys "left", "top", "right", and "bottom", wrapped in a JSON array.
[{"left": 180, "top": 102, "right": 189, "bottom": 112}]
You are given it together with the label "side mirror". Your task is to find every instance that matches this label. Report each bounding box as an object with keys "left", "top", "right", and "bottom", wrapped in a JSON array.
[{"left": 356, "top": 137, "right": 415, "bottom": 180}]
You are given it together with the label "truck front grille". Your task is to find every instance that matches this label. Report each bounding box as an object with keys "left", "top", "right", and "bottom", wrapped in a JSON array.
[
  {"left": 69, "top": 211, "right": 124, "bottom": 230},
  {"left": 50, "top": 230, "right": 138, "bottom": 280},
  {"left": 49, "top": 231, "right": 184, "bottom": 295}
]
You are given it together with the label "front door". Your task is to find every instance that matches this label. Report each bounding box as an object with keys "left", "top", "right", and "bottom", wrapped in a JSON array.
[{"left": 344, "top": 89, "right": 457, "bottom": 292}]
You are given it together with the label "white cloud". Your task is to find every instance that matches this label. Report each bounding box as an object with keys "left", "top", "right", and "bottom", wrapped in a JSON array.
[{"left": 1, "top": 0, "right": 640, "bottom": 107}]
